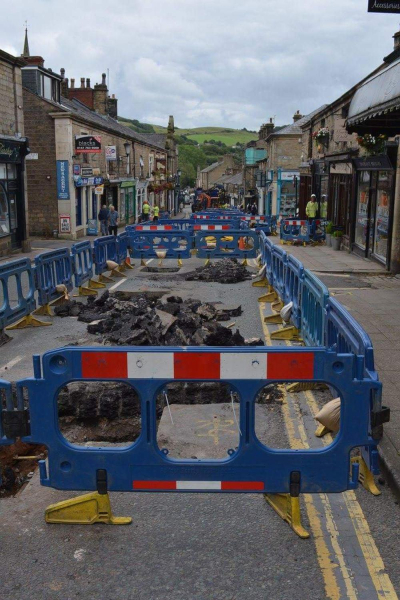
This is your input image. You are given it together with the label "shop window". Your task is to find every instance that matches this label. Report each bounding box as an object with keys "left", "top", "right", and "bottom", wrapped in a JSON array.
[
  {"left": 374, "top": 172, "right": 392, "bottom": 262},
  {"left": 0, "top": 183, "right": 10, "bottom": 236},
  {"left": 355, "top": 172, "right": 370, "bottom": 250}
]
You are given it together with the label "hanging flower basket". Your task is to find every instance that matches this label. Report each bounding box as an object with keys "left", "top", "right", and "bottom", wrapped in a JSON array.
[
  {"left": 312, "top": 127, "right": 330, "bottom": 145},
  {"left": 357, "top": 134, "right": 387, "bottom": 155}
]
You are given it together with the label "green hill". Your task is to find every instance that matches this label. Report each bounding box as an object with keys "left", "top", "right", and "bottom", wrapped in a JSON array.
[{"left": 119, "top": 118, "right": 257, "bottom": 146}]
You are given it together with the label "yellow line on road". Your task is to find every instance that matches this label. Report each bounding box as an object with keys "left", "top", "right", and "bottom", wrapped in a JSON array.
[
  {"left": 304, "top": 391, "right": 398, "bottom": 599},
  {"left": 259, "top": 301, "right": 399, "bottom": 599}
]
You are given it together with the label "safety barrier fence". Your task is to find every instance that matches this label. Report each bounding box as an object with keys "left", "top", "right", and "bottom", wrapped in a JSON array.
[
  {"left": 280, "top": 219, "right": 326, "bottom": 244},
  {"left": 127, "top": 229, "right": 192, "bottom": 262},
  {"left": 256, "top": 234, "right": 389, "bottom": 473},
  {"left": 0, "top": 346, "right": 382, "bottom": 496},
  {"left": 34, "top": 248, "right": 73, "bottom": 309},
  {"left": 194, "top": 230, "right": 259, "bottom": 261}
]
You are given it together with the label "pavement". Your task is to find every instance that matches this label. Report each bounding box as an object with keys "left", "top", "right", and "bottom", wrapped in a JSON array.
[{"left": 282, "top": 241, "right": 400, "bottom": 498}]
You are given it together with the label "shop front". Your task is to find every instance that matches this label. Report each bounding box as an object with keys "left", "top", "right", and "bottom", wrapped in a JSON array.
[
  {"left": 277, "top": 169, "right": 300, "bottom": 217},
  {"left": 0, "top": 136, "right": 29, "bottom": 255},
  {"left": 120, "top": 180, "right": 136, "bottom": 225},
  {"left": 325, "top": 155, "right": 355, "bottom": 247},
  {"left": 352, "top": 155, "right": 395, "bottom": 266}
]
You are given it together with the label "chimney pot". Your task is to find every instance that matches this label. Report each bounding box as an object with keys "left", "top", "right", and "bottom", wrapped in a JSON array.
[
  {"left": 393, "top": 30, "right": 400, "bottom": 50},
  {"left": 60, "top": 68, "right": 65, "bottom": 78},
  {"left": 71, "top": 78, "right": 75, "bottom": 89},
  {"left": 80, "top": 77, "right": 85, "bottom": 88},
  {"left": 86, "top": 78, "right": 90, "bottom": 88},
  {"left": 102, "top": 73, "right": 107, "bottom": 86}
]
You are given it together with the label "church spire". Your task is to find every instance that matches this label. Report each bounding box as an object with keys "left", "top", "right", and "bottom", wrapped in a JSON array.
[{"left": 22, "top": 25, "right": 30, "bottom": 57}]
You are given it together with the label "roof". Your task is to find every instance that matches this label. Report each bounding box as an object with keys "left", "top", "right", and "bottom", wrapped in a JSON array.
[
  {"left": 224, "top": 172, "right": 243, "bottom": 185},
  {"left": 270, "top": 106, "right": 328, "bottom": 136},
  {"left": 200, "top": 160, "right": 222, "bottom": 173},
  {"left": 59, "top": 97, "right": 166, "bottom": 150},
  {"left": 347, "top": 57, "right": 400, "bottom": 128}
]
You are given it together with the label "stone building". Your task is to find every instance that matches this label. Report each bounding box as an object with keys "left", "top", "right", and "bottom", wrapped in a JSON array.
[
  {"left": 298, "top": 29, "right": 400, "bottom": 270},
  {"left": 20, "top": 35, "right": 177, "bottom": 239},
  {"left": 0, "top": 44, "right": 30, "bottom": 256},
  {"left": 196, "top": 154, "right": 239, "bottom": 190}
]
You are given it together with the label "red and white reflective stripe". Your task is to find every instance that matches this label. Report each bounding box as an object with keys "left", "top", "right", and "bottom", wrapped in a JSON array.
[
  {"left": 133, "top": 480, "right": 264, "bottom": 491},
  {"left": 136, "top": 225, "right": 173, "bottom": 231},
  {"left": 82, "top": 351, "right": 314, "bottom": 380},
  {"left": 193, "top": 225, "right": 230, "bottom": 230},
  {"left": 241, "top": 216, "right": 266, "bottom": 221},
  {"left": 283, "top": 220, "right": 306, "bottom": 226}
]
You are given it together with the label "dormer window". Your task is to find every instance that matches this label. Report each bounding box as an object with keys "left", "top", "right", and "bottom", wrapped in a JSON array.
[{"left": 40, "top": 74, "right": 60, "bottom": 102}]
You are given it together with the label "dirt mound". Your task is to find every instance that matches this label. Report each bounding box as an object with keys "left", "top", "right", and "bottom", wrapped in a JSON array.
[{"left": 186, "top": 258, "right": 252, "bottom": 284}]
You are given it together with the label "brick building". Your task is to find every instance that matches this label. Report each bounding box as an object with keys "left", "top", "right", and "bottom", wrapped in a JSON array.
[
  {"left": 0, "top": 44, "right": 30, "bottom": 256},
  {"left": 21, "top": 36, "right": 177, "bottom": 239}
]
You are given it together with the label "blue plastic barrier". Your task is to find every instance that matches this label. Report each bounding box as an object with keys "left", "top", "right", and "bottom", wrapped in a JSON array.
[
  {"left": 5, "top": 346, "right": 380, "bottom": 494},
  {"left": 301, "top": 270, "right": 329, "bottom": 347},
  {"left": 155, "top": 220, "right": 192, "bottom": 231},
  {"left": 93, "top": 236, "right": 118, "bottom": 277},
  {"left": 129, "top": 230, "right": 192, "bottom": 260},
  {"left": 0, "top": 258, "right": 36, "bottom": 333},
  {"left": 311, "top": 219, "right": 326, "bottom": 242},
  {"left": 128, "top": 223, "right": 181, "bottom": 232},
  {"left": 325, "top": 297, "right": 375, "bottom": 379},
  {"left": 284, "top": 255, "right": 304, "bottom": 330},
  {"left": 262, "top": 234, "right": 274, "bottom": 285},
  {"left": 117, "top": 231, "right": 129, "bottom": 265},
  {"left": 34, "top": 249, "right": 73, "bottom": 307},
  {"left": 280, "top": 219, "right": 310, "bottom": 244},
  {"left": 195, "top": 230, "right": 259, "bottom": 260},
  {"left": 71, "top": 241, "right": 94, "bottom": 289},
  {"left": 271, "top": 245, "right": 287, "bottom": 302}
]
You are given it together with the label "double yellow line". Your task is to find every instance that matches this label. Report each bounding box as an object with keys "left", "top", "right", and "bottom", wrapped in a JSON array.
[{"left": 259, "top": 302, "right": 398, "bottom": 600}]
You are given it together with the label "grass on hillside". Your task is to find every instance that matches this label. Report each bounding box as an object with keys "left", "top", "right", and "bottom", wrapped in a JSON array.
[{"left": 149, "top": 124, "right": 257, "bottom": 146}]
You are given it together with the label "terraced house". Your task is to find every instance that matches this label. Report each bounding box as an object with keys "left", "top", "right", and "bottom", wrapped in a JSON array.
[{"left": 20, "top": 36, "right": 177, "bottom": 239}]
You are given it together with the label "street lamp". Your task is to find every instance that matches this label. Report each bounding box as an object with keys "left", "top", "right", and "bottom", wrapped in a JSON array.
[
  {"left": 175, "top": 169, "right": 182, "bottom": 215},
  {"left": 124, "top": 142, "right": 131, "bottom": 176}
]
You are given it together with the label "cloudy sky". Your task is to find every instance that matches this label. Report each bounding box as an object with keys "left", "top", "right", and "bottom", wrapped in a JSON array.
[{"left": 2, "top": 0, "right": 398, "bottom": 130}]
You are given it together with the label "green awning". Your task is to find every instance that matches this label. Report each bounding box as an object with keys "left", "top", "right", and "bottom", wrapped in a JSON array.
[{"left": 121, "top": 181, "right": 135, "bottom": 189}]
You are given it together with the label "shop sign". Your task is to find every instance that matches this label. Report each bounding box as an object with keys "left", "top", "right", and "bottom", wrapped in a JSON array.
[
  {"left": 95, "top": 185, "right": 104, "bottom": 195},
  {"left": 59, "top": 214, "right": 71, "bottom": 233},
  {"left": 368, "top": 0, "right": 400, "bottom": 13},
  {"left": 354, "top": 155, "right": 393, "bottom": 170},
  {"left": 56, "top": 160, "right": 70, "bottom": 200},
  {"left": 75, "top": 135, "right": 101, "bottom": 154},
  {"left": 87, "top": 219, "right": 98, "bottom": 235},
  {"left": 93, "top": 168, "right": 101, "bottom": 176},
  {"left": 280, "top": 170, "right": 299, "bottom": 181},
  {"left": 74, "top": 176, "right": 89, "bottom": 187},
  {"left": 26, "top": 153, "right": 38, "bottom": 160},
  {"left": 73, "top": 164, "right": 81, "bottom": 175},
  {"left": 106, "top": 146, "right": 117, "bottom": 161},
  {"left": 81, "top": 167, "right": 93, "bottom": 177},
  {"left": 0, "top": 139, "right": 21, "bottom": 162}
]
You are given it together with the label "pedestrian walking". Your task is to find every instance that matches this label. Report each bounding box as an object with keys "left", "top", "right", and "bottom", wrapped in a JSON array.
[
  {"left": 153, "top": 205, "right": 160, "bottom": 222},
  {"left": 306, "top": 194, "right": 318, "bottom": 223},
  {"left": 142, "top": 200, "right": 151, "bottom": 222},
  {"left": 251, "top": 202, "right": 258, "bottom": 216},
  {"left": 98, "top": 204, "right": 109, "bottom": 236},
  {"left": 108, "top": 205, "right": 119, "bottom": 236}
]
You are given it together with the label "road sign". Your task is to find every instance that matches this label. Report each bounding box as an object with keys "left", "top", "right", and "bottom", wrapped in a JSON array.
[{"left": 368, "top": 0, "right": 400, "bottom": 13}]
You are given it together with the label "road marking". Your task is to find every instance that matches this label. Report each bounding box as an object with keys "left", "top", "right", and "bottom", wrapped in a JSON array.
[
  {"left": 109, "top": 279, "right": 125, "bottom": 291},
  {"left": 259, "top": 300, "right": 399, "bottom": 600},
  {"left": 0, "top": 355, "right": 23, "bottom": 375}
]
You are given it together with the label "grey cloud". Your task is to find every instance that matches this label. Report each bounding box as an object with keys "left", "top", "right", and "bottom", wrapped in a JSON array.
[{"left": 2, "top": 0, "right": 397, "bottom": 128}]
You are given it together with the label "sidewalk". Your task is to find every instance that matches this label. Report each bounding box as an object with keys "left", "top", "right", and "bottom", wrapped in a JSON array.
[{"left": 283, "top": 243, "right": 400, "bottom": 494}]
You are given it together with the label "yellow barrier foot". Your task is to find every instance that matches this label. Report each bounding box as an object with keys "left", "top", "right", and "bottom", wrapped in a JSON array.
[
  {"left": 252, "top": 277, "right": 268, "bottom": 288},
  {"left": 6, "top": 314, "right": 52, "bottom": 330},
  {"left": 264, "top": 493, "right": 309, "bottom": 539},
  {"left": 351, "top": 456, "right": 381, "bottom": 496},
  {"left": 315, "top": 424, "right": 331, "bottom": 438},
  {"left": 125, "top": 258, "right": 134, "bottom": 269},
  {"left": 88, "top": 279, "right": 106, "bottom": 290},
  {"left": 74, "top": 286, "right": 98, "bottom": 297},
  {"left": 33, "top": 303, "right": 53, "bottom": 317},
  {"left": 110, "top": 268, "right": 127, "bottom": 278},
  {"left": 99, "top": 273, "right": 114, "bottom": 284},
  {"left": 205, "top": 258, "right": 210, "bottom": 266},
  {"left": 190, "top": 248, "right": 197, "bottom": 256},
  {"left": 264, "top": 313, "right": 283, "bottom": 324},
  {"left": 140, "top": 258, "right": 147, "bottom": 267},
  {"left": 287, "top": 382, "right": 327, "bottom": 393},
  {"left": 258, "top": 291, "right": 277, "bottom": 303},
  {"left": 241, "top": 257, "right": 248, "bottom": 267},
  {"left": 271, "top": 300, "right": 284, "bottom": 311},
  {"left": 271, "top": 326, "right": 301, "bottom": 341},
  {"left": 178, "top": 258, "right": 183, "bottom": 267},
  {"left": 45, "top": 492, "right": 132, "bottom": 525}
]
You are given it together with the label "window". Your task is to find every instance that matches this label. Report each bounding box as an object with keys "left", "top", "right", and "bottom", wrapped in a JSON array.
[
  {"left": 321, "top": 118, "right": 326, "bottom": 128},
  {"left": 40, "top": 73, "right": 60, "bottom": 102},
  {"left": 341, "top": 105, "right": 350, "bottom": 119},
  {"left": 0, "top": 183, "right": 10, "bottom": 236}
]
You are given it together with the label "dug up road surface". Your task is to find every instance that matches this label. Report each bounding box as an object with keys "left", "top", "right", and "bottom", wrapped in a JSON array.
[{"left": 0, "top": 254, "right": 400, "bottom": 600}]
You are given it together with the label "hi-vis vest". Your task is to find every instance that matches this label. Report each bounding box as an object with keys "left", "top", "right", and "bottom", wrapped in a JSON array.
[
  {"left": 143, "top": 203, "right": 150, "bottom": 214},
  {"left": 306, "top": 201, "right": 317, "bottom": 218},
  {"left": 153, "top": 205, "right": 160, "bottom": 216}
]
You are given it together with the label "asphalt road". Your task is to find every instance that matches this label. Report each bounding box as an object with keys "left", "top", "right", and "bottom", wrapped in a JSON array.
[{"left": 0, "top": 256, "right": 399, "bottom": 600}]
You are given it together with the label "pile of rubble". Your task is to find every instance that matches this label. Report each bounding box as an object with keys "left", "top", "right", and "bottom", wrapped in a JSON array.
[
  {"left": 186, "top": 258, "right": 252, "bottom": 284},
  {"left": 55, "top": 290, "right": 263, "bottom": 347}
]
